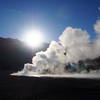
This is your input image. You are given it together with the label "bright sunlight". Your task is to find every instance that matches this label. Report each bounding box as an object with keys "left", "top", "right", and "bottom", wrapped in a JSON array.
[{"left": 23, "top": 30, "right": 44, "bottom": 48}]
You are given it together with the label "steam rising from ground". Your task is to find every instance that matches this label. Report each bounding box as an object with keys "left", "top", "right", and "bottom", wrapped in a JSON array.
[{"left": 12, "top": 19, "right": 100, "bottom": 76}]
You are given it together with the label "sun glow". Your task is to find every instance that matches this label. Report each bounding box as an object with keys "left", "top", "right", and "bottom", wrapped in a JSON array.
[{"left": 23, "top": 30, "right": 44, "bottom": 47}]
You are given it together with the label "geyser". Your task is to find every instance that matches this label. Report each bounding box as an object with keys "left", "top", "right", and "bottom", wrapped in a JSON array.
[{"left": 12, "top": 19, "right": 100, "bottom": 76}]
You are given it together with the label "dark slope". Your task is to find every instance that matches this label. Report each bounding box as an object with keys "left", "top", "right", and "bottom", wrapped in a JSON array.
[{"left": 0, "top": 38, "right": 49, "bottom": 72}]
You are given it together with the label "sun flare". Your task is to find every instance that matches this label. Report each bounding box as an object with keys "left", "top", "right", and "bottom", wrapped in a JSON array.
[{"left": 23, "top": 30, "right": 44, "bottom": 47}]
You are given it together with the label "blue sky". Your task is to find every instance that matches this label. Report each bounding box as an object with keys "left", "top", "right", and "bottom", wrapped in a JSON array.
[{"left": 0, "top": 0, "right": 100, "bottom": 41}]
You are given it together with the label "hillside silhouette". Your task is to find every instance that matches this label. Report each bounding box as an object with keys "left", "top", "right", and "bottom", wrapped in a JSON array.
[{"left": 0, "top": 37, "right": 49, "bottom": 72}]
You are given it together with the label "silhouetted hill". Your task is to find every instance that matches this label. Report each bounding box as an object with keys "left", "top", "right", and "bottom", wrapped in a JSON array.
[{"left": 0, "top": 37, "right": 49, "bottom": 72}]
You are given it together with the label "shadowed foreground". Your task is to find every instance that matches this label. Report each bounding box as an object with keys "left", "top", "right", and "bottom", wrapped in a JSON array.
[{"left": 0, "top": 71, "right": 100, "bottom": 100}]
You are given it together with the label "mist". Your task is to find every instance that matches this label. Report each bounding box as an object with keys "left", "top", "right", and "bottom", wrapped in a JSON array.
[{"left": 12, "top": 19, "right": 100, "bottom": 76}]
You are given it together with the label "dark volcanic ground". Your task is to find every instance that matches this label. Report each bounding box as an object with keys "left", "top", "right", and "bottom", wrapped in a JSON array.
[{"left": 1, "top": 71, "right": 100, "bottom": 100}]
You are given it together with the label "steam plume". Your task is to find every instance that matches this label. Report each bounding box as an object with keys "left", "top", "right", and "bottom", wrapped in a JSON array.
[{"left": 12, "top": 19, "right": 100, "bottom": 76}]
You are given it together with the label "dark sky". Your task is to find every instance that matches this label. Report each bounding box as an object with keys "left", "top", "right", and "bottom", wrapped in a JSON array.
[{"left": 0, "top": 0, "right": 100, "bottom": 41}]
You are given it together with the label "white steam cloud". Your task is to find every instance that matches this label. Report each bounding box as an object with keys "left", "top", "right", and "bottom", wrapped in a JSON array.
[
  {"left": 12, "top": 19, "right": 100, "bottom": 76},
  {"left": 94, "top": 20, "right": 100, "bottom": 34}
]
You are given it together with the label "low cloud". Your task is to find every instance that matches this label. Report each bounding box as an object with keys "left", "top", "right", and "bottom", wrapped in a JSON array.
[{"left": 94, "top": 20, "right": 100, "bottom": 34}]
